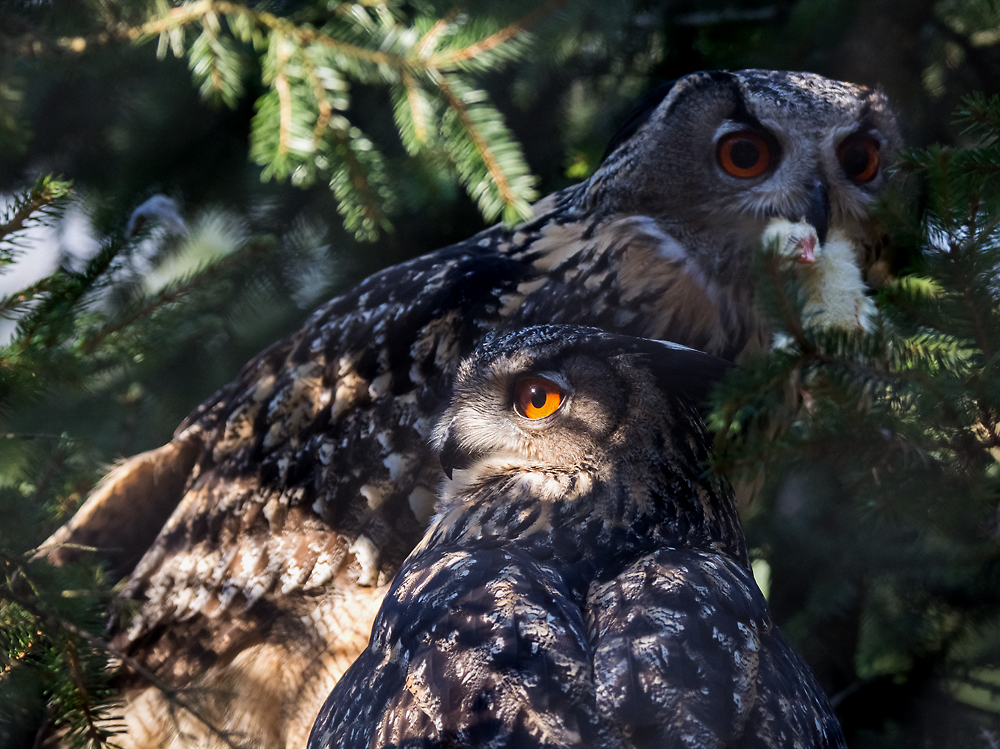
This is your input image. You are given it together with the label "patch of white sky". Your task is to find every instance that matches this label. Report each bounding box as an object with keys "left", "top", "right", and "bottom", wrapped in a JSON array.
[
  {"left": 0, "top": 195, "right": 105, "bottom": 343},
  {"left": 0, "top": 192, "right": 339, "bottom": 345},
  {"left": 0, "top": 196, "right": 102, "bottom": 295}
]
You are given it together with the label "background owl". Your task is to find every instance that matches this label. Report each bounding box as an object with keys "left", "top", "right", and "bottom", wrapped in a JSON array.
[
  {"left": 40, "top": 70, "right": 898, "bottom": 747},
  {"left": 308, "top": 325, "right": 845, "bottom": 749}
]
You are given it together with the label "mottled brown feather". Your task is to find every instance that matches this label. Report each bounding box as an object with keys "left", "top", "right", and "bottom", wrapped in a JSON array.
[
  {"left": 308, "top": 326, "right": 844, "bottom": 749},
  {"left": 38, "top": 69, "right": 899, "bottom": 746}
]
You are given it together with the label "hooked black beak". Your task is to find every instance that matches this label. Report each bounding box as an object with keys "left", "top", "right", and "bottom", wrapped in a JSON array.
[
  {"left": 803, "top": 180, "right": 830, "bottom": 245},
  {"left": 439, "top": 425, "right": 477, "bottom": 480}
]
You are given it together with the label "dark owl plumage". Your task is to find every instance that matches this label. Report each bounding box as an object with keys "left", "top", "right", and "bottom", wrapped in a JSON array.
[
  {"left": 38, "top": 70, "right": 897, "bottom": 746},
  {"left": 307, "top": 325, "right": 845, "bottom": 749}
]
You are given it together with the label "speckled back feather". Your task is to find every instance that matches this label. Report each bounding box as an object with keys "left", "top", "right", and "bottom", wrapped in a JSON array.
[
  {"left": 308, "top": 326, "right": 845, "bottom": 749},
  {"left": 37, "top": 69, "right": 898, "bottom": 747}
]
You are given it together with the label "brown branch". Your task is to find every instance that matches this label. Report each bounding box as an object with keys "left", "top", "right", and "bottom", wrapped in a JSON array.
[
  {"left": 403, "top": 71, "right": 427, "bottom": 144},
  {"left": 66, "top": 638, "right": 110, "bottom": 748},
  {"left": 435, "top": 75, "right": 514, "bottom": 208},
  {"left": 429, "top": 0, "right": 568, "bottom": 65},
  {"left": 272, "top": 32, "right": 293, "bottom": 158},
  {"left": 0, "top": 182, "right": 62, "bottom": 245}
]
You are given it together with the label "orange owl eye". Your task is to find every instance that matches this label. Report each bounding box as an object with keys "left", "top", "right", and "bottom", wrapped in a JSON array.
[
  {"left": 514, "top": 377, "right": 564, "bottom": 420},
  {"left": 717, "top": 131, "right": 772, "bottom": 178},
  {"left": 838, "top": 135, "right": 880, "bottom": 183}
]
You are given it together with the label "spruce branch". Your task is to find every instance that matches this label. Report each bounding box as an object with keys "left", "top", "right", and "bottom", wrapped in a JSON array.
[
  {"left": 78, "top": 237, "right": 274, "bottom": 355},
  {"left": 142, "top": 0, "right": 540, "bottom": 228},
  {"left": 303, "top": 50, "right": 335, "bottom": 144},
  {"left": 14, "top": 236, "right": 130, "bottom": 351},
  {"left": 435, "top": 74, "right": 535, "bottom": 222},
  {"left": 7, "top": 1, "right": 547, "bottom": 237},
  {"left": 327, "top": 126, "right": 386, "bottom": 236},
  {"left": 136, "top": 0, "right": 400, "bottom": 68},
  {"left": 272, "top": 33, "right": 293, "bottom": 160},
  {"left": 134, "top": 0, "right": 557, "bottom": 69},
  {"left": 415, "top": 16, "right": 452, "bottom": 59},
  {"left": 759, "top": 251, "right": 812, "bottom": 352},
  {"left": 0, "top": 176, "right": 71, "bottom": 251},
  {"left": 435, "top": 74, "right": 511, "bottom": 205},
  {"left": 1, "top": 559, "right": 244, "bottom": 749},
  {"left": 427, "top": 0, "right": 568, "bottom": 65},
  {"left": 65, "top": 638, "right": 113, "bottom": 749},
  {"left": 0, "top": 276, "right": 54, "bottom": 318},
  {"left": 402, "top": 71, "right": 428, "bottom": 146}
]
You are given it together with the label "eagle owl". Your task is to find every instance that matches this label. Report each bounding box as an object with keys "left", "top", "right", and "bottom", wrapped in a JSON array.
[
  {"left": 39, "top": 70, "right": 897, "bottom": 747},
  {"left": 307, "top": 325, "right": 846, "bottom": 749}
]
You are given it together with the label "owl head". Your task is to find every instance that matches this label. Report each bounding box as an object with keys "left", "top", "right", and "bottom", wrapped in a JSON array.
[
  {"left": 588, "top": 69, "right": 901, "bottom": 284},
  {"left": 430, "top": 326, "right": 742, "bottom": 559}
]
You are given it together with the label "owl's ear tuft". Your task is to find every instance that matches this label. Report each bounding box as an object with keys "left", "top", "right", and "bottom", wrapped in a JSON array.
[
  {"left": 638, "top": 342, "right": 733, "bottom": 408},
  {"left": 601, "top": 79, "right": 682, "bottom": 162},
  {"left": 600, "top": 71, "right": 733, "bottom": 162}
]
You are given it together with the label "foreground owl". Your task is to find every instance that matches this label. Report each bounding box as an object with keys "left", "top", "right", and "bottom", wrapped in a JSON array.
[
  {"left": 39, "top": 70, "right": 897, "bottom": 746},
  {"left": 308, "top": 325, "right": 846, "bottom": 749}
]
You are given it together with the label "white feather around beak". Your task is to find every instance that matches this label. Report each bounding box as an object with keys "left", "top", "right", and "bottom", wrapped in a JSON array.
[{"left": 762, "top": 218, "right": 875, "bottom": 334}]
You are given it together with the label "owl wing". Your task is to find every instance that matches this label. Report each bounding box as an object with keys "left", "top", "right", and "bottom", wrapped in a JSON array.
[
  {"left": 308, "top": 545, "right": 625, "bottom": 749},
  {"left": 37, "top": 188, "right": 760, "bottom": 743},
  {"left": 110, "top": 236, "right": 532, "bottom": 668},
  {"left": 73, "top": 235, "right": 548, "bottom": 744},
  {"left": 748, "top": 625, "right": 848, "bottom": 748},
  {"left": 588, "top": 548, "right": 844, "bottom": 749}
]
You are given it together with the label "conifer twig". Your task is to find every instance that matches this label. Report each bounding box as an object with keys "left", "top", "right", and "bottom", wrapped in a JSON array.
[
  {"left": 15, "top": 235, "right": 130, "bottom": 350},
  {"left": 0, "top": 276, "right": 55, "bottom": 317},
  {"left": 428, "top": 0, "right": 568, "bottom": 65},
  {"left": 6, "top": 0, "right": 555, "bottom": 71},
  {"left": 329, "top": 128, "right": 383, "bottom": 226},
  {"left": 434, "top": 75, "right": 514, "bottom": 209},
  {"left": 79, "top": 238, "right": 274, "bottom": 354},
  {"left": 761, "top": 253, "right": 810, "bottom": 350},
  {"left": 402, "top": 71, "right": 428, "bottom": 144},
  {"left": 272, "top": 32, "right": 293, "bottom": 158},
  {"left": 66, "top": 637, "right": 113, "bottom": 748},
  {"left": 1, "top": 578, "right": 244, "bottom": 749},
  {"left": 0, "top": 178, "right": 67, "bottom": 245}
]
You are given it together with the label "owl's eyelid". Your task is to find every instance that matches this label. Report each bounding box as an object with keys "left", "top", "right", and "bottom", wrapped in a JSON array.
[
  {"left": 516, "top": 370, "right": 569, "bottom": 391},
  {"left": 714, "top": 119, "right": 769, "bottom": 141},
  {"left": 829, "top": 123, "right": 884, "bottom": 151},
  {"left": 838, "top": 130, "right": 882, "bottom": 148}
]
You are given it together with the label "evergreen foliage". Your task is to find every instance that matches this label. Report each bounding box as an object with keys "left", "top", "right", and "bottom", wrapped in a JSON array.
[
  {"left": 0, "top": 178, "right": 339, "bottom": 747},
  {"left": 6, "top": 1, "right": 1000, "bottom": 747},
  {"left": 3, "top": 0, "right": 577, "bottom": 240},
  {"left": 710, "top": 94, "right": 1000, "bottom": 747}
]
